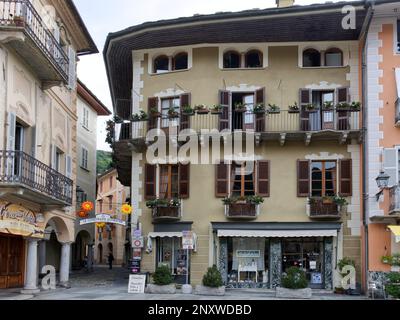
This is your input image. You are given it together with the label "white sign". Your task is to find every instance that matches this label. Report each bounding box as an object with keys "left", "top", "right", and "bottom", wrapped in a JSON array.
[
  {"left": 182, "top": 231, "right": 193, "bottom": 250},
  {"left": 134, "top": 229, "right": 142, "bottom": 238},
  {"left": 128, "top": 274, "right": 146, "bottom": 294},
  {"left": 132, "top": 237, "right": 144, "bottom": 248},
  {"left": 236, "top": 250, "right": 261, "bottom": 258},
  {"left": 80, "top": 214, "right": 126, "bottom": 226}
]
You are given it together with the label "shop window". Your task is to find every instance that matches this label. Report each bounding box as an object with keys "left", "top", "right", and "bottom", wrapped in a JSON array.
[
  {"left": 172, "top": 52, "right": 188, "bottom": 71},
  {"left": 153, "top": 55, "right": 169, "bottom": 74},
  {"left": 311, "top": 161, "right": 337, "bottom": 197},
  {"left": 159, "top": 164, "right": 179, "bottom": 199},
  {"left": 223, "top": 51, "right": 241, "bottom": 69},
  {"left": 160, "top": 97, "right": 180, "bottom": 128},
  {"left": 325, "top": 48, "right": 343, "bottom": 67},
  {"left": 303, "top": 49, "right": 321, "bottom": 67},
  {"left": 245, "top": 50, "right": 263, "bottom": 68},
  {"left": 231, "top": 162, "right": 255, "bottom": 197}
]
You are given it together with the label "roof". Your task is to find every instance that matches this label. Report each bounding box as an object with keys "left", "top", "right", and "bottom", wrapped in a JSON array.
[
  {"left": 104, "top": 0, "right": 370, "bottom": 112},
  {"left": 77, "top": 79, "right": 112, "bottom": 116},
  {"left": 97, "top": 167, "right": 117, "bottom": 180}
]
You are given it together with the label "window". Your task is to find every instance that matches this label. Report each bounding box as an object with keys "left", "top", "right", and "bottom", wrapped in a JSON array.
[
  {"left": 159, "top": 165, "right": 179, "bottom": 199},
  {"left": 311, "top": 161, "right": 337, "bottom": 197},
  {"left": 172, "top": 52, "right": 188, "bottom": 70},
  {"left": 98, "top": 200, "right": 103, "bottom": 212},
  {"left": 153, "top": 55, "right": 169, "bottom": 74},
  {"left": 100, "top": 181, "right": 103, "bottom": 193},
  {"left": 161, "top": 97, "right": 180, "bottom": 128},
  {"left": 245, "top": 50, "right": 263, "bottom": 68},
  {"left": 303, "top": 49, "right": 321, "bottom": 67},
  {"left": 325, "top": 48, "right": 343, "bottom": 67},
  {"left": 82, "top": 107, "right": 89, "bottom": 129},
  {"left": 55, "top": 150, "right": 63, "bottom": 172},
  {"left": 397, "top": 20, "right": 400, "bottom": 52},
  {"left": 223, "top": 51, "right": 241, "bottom": 69},
  {"left": 81, "top": 147, "right": 88, "bottom": 170},
  {"left": 156, "top": 237, "right": 188, "bottom": 276},
  {"left": 231, "top": 162, "right": 255, "bottom": 197},
  {"left": 109, "top": 176, "right": 113, "bottom": 188},
  {"left": 108, "top": 195, "right": 113, "bottom": 210}
]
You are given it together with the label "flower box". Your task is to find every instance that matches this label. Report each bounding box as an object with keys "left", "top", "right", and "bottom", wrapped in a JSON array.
[
  {"left": 194, "top": 285, "right": 225, "bottom": 296},
  {"left": 146, "top": 284, "right": 176, "bottom": 294}
]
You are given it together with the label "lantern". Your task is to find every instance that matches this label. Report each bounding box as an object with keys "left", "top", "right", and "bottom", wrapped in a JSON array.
[
  {"left": 376, "top": 171, "right": 390, "bottom": 189},
  {"left": 81, "top": 201, "right": 94, "bottom": 212},
  {"left": 121, "top": 204, "right": 132, "bottom": 215},
  {"left": 77, "top": 211, "right": 88, "bottom": 218}
]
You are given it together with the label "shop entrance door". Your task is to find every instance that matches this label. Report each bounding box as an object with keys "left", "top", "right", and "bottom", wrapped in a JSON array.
[{"left": 0, "top": 234, "right": 25, "bottom": 289}]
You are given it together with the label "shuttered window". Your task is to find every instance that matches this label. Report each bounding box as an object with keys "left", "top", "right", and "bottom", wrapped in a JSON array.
[
  {"left": 219, "top": 91, "right": 230, "bottom": 131},
  {"left": 144, "top": 164, "right": 157, "bottom": 200},
  {"left": 257, "top": 161, "right": 270, "bottom": 197},
  {"left": 179, "top": 164, "right": 190, "bottom": 199},
  {"left": 159, "top": 164, "right": 190, "bottom": 199},
  {"left": 311, "top": 161, "right": 337, "bottom": 197},
  {"left": 383, "top": 148, "right": 399, "bottom": 188},
  {"left": 180, "top": 93, "right": 191, "bottom": 130},
  {"left": 216, "top": 162, "right": 229, "bottom": 197},
  {"left": 339, "top": 159, "right": 352, "bottom": 197},
  {"left": 297, "top": 160, "right": 310, "bottom": 197},
  {"left": 231, "top": 163, "right": 255, "bottom": 197},
  {"left": 147, "top": 97, "right": 159, "bottom": 131}
]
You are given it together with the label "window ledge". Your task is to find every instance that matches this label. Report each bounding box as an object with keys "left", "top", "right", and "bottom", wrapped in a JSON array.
[
  {"left": 150, "top": 68, "right": 191, "bottom": 76},
  {"left": 300, "top": 66, "right": 348, "bottom": 69},
  {"left": 220, "top": 67, "right": 266, "bottom": 71},
  {"left": 80, "top": 166, "right": 90, "bottom": 172}
]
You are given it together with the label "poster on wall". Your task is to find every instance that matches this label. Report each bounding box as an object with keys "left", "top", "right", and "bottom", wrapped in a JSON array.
[
  {"left": 0, "top": 201, "right": 45, "bottom": 238},
  {"left": 182, "top": 231, "right": 194, "bottom": 250}
]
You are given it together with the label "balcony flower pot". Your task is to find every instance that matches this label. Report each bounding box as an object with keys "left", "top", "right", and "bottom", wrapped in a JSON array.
[
  {"left": 253, "top": 103, "right": 266, "bottom": 114},
  {"left": 288, "top": 102, "right": 300, "bottom": 113},
  {"left": 146, "top": 284, "right": 176, "bottom": 294},
  {"left": 336, "top": 103, "right": 351, "bottom": 112},
  {"left": 168, "top": 112, "right": 179, "bottom": 119},
  {"left": 13, "top": 16, "right": 25, "bottom": 27},
  {"left": 234, "top": 103, "right": 247, "bottom": 113},
  {"left": 288, "top": 109, "right": 300, "bottom": 114},
  {"left": 276, "top": 287, "right": 312, "bottom": 299},
  {"left": 194, "top": 285, "right": 225, "bottom": 296},
  {"left": 195, "top": 105, "right": 209, "bottom": 115},
  {"left": 268, "top": 104, "right": 280, "bottom": 114},
  {"left": 182, "top": 105, "right": 195, "bottom": 116},
  {"left": 210, "top": 105, "right": 223, "bottom": 115},
  {"left": 305, "top": 104, "right": 318, "bottom": 113},
  {"left": 150, "top": 109, "right": 162, "bottom": 118}
]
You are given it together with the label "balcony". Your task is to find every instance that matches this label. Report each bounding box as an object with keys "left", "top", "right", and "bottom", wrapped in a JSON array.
[
  {"left": 0, "top": 150, "right": 73, "bottom": 206},
  {"left": 225, "top": 203, "right": 260, "bottom": 220},
  {"left": 151, "top": 206, "right": 182, "bottom": 222},
  {"left": 306, "top": 198, "right": 342, "bottom": 220},
  {"left": 0, "top": 0, "right": 69, "bottom": 86},
  {"left": 389, "top": 187, "right": 400, "bottom": 217}
]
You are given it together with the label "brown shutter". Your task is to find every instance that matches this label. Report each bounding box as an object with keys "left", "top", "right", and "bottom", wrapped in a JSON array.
[
  {"left": 257, "top": 161, "right": 270, "bottom": 197},
  {"left": 215, "top": 162, "right": 229, "bottom": 197},
  {"left": 180, "top": 93, "right": 191, "bottom": 131},
  {"left": 179, "top": 164, "right": 190, "bottom": 199},
  {"left": 144, "top": 164, "right": 157, "bottom": 200},
  {"left": 255, "top": 88, "right": 265, "bottom": 132},
  {"left": 299, "top": 89, "right": 311, "bottom": 131},
  {"left": 148, "top": 97, "right": 158, "bottom": 131},
  {"left": 336, "top": 87, "right": 350, "bottom": 130},
  {"left": 297, "top": 160, "right": 310, "bottom": 197},
  {"left": 339, "top": 159, "right": 352, "bottom": 197},
  {"left": 219, "top": 90, "right": 230, "bottom": 131}
]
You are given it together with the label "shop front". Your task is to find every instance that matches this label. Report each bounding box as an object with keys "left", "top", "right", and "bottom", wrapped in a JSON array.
[{"left": 213, "top": 222, "right": 341, "bottom": 290}]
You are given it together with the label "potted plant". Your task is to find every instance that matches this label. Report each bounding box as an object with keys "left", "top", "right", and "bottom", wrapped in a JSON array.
[
  {"left": 322, "top": 101, "right": 334, "bottom": 111},
  {"left": 253, "top": 103, "right": 266, "bottom": 114},
  {"left": 149, "top": 107, "right": 161, "bottom": 118},
  {"left": 276, "top": 267, "right": 312, "bottom": 299},
  {"left": 381, "top": 256, "right": 392, "bottom": 265},
  {"left": 210, "top": 105, "right": 223, "bottom": 115},
  {"left": 305, "top": 103, "right": 317, "bottom": 113},
  {"left": 195, "top": 105, "right": 209, "bottom": 115},
  {"left": 130, "top": 110, "right": 148, "bottom": 122},
  {"left": 336, "top": 102, "right": 351, "bottom": 112},
  {"left": 333, "top": 196, "right": 348, "bottom": 209},
  {"left": 234, "top": 103, "right": 247, "bottom": 113},
  {"left": 322, "top": 196, "right": 334, "bottom": 204},
  {"left": 168, "top": 107, "right": 179, "bottom": 119},
  {"left": 182, "top": 105, "right": 195, "bottom": 116},
  {"left": 246, "top": 195, "right": 265, "bottom": 205},
  {"left": 113, "top": 115, "right": 123, "bottom": 124},
  {"left": 146, "top": 265, "right": 176, "bottom": 294},
  {"left": 13, "top": 15, "right": 25, "bottom": 27},
  {"left": 268, "top": 104, "right": 281, "bottom": 114},
  {"left": 385, "top": 272, "right": 400, "bottom": 300},
  {"left": 350, "top": 101, "right": 361, "bottom": 112},
  {"left": 288, "top": 102, "right": 300, "bottom": 114},
  {"left": 194, "top": 265, "right": 225, "bottom": 296}
]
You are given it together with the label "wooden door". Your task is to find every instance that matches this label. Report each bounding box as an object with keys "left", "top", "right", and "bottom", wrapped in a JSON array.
[{"left": 0, "top": 235, "right": 25, "bottom": 289}]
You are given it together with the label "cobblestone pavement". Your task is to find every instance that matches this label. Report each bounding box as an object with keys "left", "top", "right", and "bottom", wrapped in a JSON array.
[{"left": 0, "top": 267, "right": 371, "bottom": 301}]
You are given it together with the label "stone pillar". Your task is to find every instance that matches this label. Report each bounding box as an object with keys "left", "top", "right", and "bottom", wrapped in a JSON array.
[
  {"left": 324, "top": 238, "right": 334, "bottom": 290},
  {"left": 87, "top": 244, "right": 94, "bottom": 272},
  {"left": 218, "top": 238, "right": 228, "bottom": 284},
  {"left": 21, "top": 238, "right": 40, "bottom": 294},
  {"left": 59, "top": 242, "right": 72, "bottom": 288},
  {"left": 38, "top": 240, "right": 46, "bottom": 275},
  {"left": 270, "top": 239, "right": 282, "bottom": 289}
]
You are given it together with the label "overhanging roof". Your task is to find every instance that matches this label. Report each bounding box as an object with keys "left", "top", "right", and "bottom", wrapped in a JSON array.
[
  {"left": 77, "top": 79, "right": 111, "bottom": 116},
  {"left": 104, "top": 1, "right": 369, "bottom": 112}
]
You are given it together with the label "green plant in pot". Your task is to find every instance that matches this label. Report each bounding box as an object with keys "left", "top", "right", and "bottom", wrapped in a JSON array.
[
  {"left": 234, "top": 103, "right": 247, "bottom": 113},
  {"left": 350, "top": 101, "right": 361, "bottom": 112},
  {"left": 246, "top": 195, "right": 265, "bottom": 205},
  {"left": 385, "top": 272, "right": 400, "bottom": 299},
  {"left": 202, "top": 265, "right": 224, "bottom": 288},
  {"left": 333, "top": 196, "right": 348, "bottom": 208},
  {"left": 195, "top": 105, "right": 209, "bottom": 114},
  {"left": 305, "top": 103, "right": 317, "bottom": 112},
  {"left": 113, "top": 115, "right": 123, "bottom": 124},
  {"left": 182, "top": 105, "right": 194, "bottom": 116},
  {"left": 268, "top": 104, "right": 280, "bottom": 114},
  {"left": 281, "top": 267, "right": 308, "bottom": 289},
  {"left": 150, "top": 107, "right": 161, "bottom": 118},
  {"left": 168, "top": 107, "right": 179, "bottom": 119},
  {"left": 381, "top": 255, "right": 392, "bottom": 265},
  {"left": 336, "top": 102, "right": 351, "bottom": 112},
  {"left": 153, "top": 265, "right": 173, "bottom": 286},
  {"left": 288, "top": 102, "right": 300, "bottom": 113},
  {"left": 130, "top": 110, "right": 148, "bottom": 122},
  {"left": 253, "top": 103, "right": 266, "bottom": 114},
  {"left": 322, "top": 101, "right": 334, "bottom": 111},
  {"left": 210, "top": 105, "right": 223, "bottom": 115}
]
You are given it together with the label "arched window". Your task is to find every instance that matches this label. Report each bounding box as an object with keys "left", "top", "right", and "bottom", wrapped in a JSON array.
[
  {"left": 223, "top": 51, "right": 241, "bottom": 69},
  {"left": 325, "top": 48, "right": 343, "bottom": 67},
  {"left": 172, "top": 52, "right": 188, "bottom": 71},
  {"left": 245, "top": 50, "right": 263, "bottom": 68},
  {"left": 303, "top": 49, "right": 321, "bottom": 67},
  {"left": 153, "top": 55, "right": 169, "bottom": 73}
]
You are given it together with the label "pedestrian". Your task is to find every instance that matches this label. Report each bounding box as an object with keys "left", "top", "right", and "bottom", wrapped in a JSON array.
[
  {"left": 83, "top": 256, "right": 88, "bottom": 272},
  {"left": 108, "top": 252, "right": 114, "bottom": 270}
]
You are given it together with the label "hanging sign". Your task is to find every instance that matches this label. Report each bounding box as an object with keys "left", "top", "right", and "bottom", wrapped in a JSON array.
[
  {"left": 182, "top": 231, "right": 194, "bottom": 250},
  {"left": 132, "top": 237, "right": 144, "bottom": 248},
  {"left": 128, "top": 274, "right": 146, "bottom": 294},
  {"left": 80, "top": 214, "right": 126, "bottom": 226}
]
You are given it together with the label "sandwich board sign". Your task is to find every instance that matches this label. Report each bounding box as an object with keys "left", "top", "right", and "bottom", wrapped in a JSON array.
[{"left": 128, "top": 274, "right": 146, "bottom": 294}]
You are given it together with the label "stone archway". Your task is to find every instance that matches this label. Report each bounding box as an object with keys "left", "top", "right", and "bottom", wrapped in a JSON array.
[{"left": 72, "top": 230, "right": 91, "bottom": 270}]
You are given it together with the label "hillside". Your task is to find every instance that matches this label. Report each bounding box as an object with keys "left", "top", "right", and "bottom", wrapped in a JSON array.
[{"left": 97, "top": 150, "right": 113, "bottom": 175}]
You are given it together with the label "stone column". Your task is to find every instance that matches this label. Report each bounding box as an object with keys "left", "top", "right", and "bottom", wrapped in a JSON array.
[
  {"left": 218, "top": 238, "right": 228, "bottom": 285},
  {"left": 324, "top": 238, "right": 334, "bottom": 290},
  {"left": 270, "top": 239, "right": 282, "bottom": 289},
  {"left": 21, "top": 238, "right": 40, "bottom": 294},
  {"left": 87, "top": 244, "right": 94, "bottom": 272},
  {"left": 38, "top": 240, "right": 47, "bottom": 275},
  {"left": 59, "top": 242, "right": 72, "bottom": 288}
]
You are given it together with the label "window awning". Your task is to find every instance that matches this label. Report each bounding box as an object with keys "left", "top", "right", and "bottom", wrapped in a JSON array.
[
  {"left": 395, "top": 68, "right": 400, "bottom": 100},
  {"left": 217, "top": 229, "right": 338, "bottom": 238},
  {"left": 388, "top": 225, "right": 400, "bottom": 243},
  {"left": 148, "top": 232, "right": 183, "bottom": 238}
]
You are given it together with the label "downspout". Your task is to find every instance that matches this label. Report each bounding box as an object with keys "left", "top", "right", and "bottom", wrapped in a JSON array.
[{"left": 360, "top": 0, "right": 375, "bottom": 293}]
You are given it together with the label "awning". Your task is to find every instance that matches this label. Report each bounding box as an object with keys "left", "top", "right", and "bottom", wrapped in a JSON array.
[
  {"left": 217, "top": 229, "right": 338, "bottom": 238},
  {"left": 146, "top": 232, "right": 198, "bottom": 253},
  {"left": 388, "top": 225, "right": 400, "bottom": 243}
]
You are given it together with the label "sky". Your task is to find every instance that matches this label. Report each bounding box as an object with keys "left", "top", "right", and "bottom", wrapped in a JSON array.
[{"left": 74, "top": 0, "right": 356, "bottom": 151}]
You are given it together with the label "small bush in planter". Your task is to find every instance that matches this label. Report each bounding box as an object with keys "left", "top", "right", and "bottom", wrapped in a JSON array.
[
  {"left": 153, "top": 265, "right": 173, "bottom": 286},
  {"left": 202, "top": 265, "right": 224, "bottom": 288},
  {"left": 281, "top": 267, "right": 308, "bottom": 289},
  {"left": 386, "top": 272, "right": 400, "bottom": 299}
]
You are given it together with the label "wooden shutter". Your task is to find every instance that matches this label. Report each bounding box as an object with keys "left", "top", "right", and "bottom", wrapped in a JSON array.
[
  {"left": 144, "top": 164, "right": 157, "bottom": 200},
  {"left": 219, "top": 90, "right": 230, "bottom": 131},
  {"left": 255, "top": 88, "right": 265, "bottom": 132},
  {"left": 297, "top": 160, "right": 310, "bottom": 197},
  {"left": 68, "top": 46, "right": 76, "bottom": 90},
  {"left": 257, "top": 160, "right": 270, "bottom": 197},
  {"left": 384, "top": 148, "right": 399, "bottom": 187},
  {"left": 215, "top": 162, "right": 229, "bottom": 197},
  {"left": 147, "top": 97, "right": 158, "bottom": 131},
  {"left": 50, "top": 144, "right": 57, "bottom": 169},
  {"left": 299, "top": 89, "right": 311, "bottom": 131},
  {"left": 336, "top": 87, "right": 350, "bottom": 130},
  {"left": 179, "top": 164, "right": 190, "bottom": 199},
  {"left": 7, "top": 112, "right": 16, "bottom": 151},
  {"left": 180, "top": 93, "right": 191, "bottom": 131},
  {"left": 339, "top": 159, "right": 352, "bottom": 197}
]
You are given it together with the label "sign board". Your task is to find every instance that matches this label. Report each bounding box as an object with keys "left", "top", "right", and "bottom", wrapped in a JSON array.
[
  {"left": 133, "top": 229, "right": 142, "bottom": 238},
  {"left": 132, "top": 248, "right": 142, "bottom": 261},
  {"left": 236, "top": 250, "right": 261, "bottom": 258},
  {"left": 182, "top": 231, "right": 194, "bottom": 250},
  {"left": 132, "top": 237, "right": 144, "bottom": 248},
  {"left": 80, "top": 214, "right": 126, "bottom": 226},
  {"left": 131, "top": 260, "right": 141, "bottom": 273},
  {"left": 128, "top": 274, "right": 146, "bottom": 294}
]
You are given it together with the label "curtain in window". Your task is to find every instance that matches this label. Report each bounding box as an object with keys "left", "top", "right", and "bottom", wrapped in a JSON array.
[{"left": 159, "top": 166, "right": 169, "bottom": 199}]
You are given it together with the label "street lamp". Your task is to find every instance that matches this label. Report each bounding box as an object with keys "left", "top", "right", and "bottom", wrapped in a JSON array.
[{"left": 376, "top": 171, "right": 390, "bottom": 189}]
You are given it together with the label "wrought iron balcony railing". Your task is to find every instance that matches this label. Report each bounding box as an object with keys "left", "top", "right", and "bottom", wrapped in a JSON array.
[
  {"left": 225, "top": 203, "right": 260, "bottom": 220},
  {"left": 0, "top": 150, "right": 73, "bottom": 205},
  {"left": 0, "top": 0, "right": 69, "bottom": 81},
  {"left": 307, "top": 198, "right": 341, "bottom": 219},
  {"left": 152, "top": 205, "right": 182, "bottom": 221}
]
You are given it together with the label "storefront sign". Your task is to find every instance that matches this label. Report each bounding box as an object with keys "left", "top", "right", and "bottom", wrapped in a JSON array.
[
  {"left": 182, "top": 231, "right": 194, "bottom": 250},
  {"left": 131, "top": 260, "right": 141, "bottom": 274},
  {"left": 133, "top": 248, "right": 142, "bottom": 261},
  {"left": 133, "top": 229, "right": 142, "bottom": 238},
  {"left": 128, "top": 274, "right": 146, "bottom": 294},
  {"left": 80, "top": 214, "right": 126, "bottom": 226},
  {"left": 236, "top": 250, "right": 261, "bottom": 258},
  {"left": 0, "top": 201, "right": 45, "bottom": 238}
]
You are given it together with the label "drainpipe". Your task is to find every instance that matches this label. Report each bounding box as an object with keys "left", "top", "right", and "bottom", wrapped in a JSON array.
[{"left": 361, "top": 0, "right": 375, "bottom": 293}]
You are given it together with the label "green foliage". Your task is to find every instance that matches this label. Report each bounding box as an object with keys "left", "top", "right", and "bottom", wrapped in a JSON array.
[
  {"left": 338, "top": 257, "right": 356, "bottom": 275},
  {"left": 182, "top": 105, "right": 194, "bottom": 115},
  {"left": 281, "top": 267, "right": 308, "bottom": 289},
  {"left": 153, "top": 265, "right": 173, "bottom": 286},
  {"left": 222, "top": 195, "right": 264, "bottom": 206},
  {"left": 96, "top": 150, "right": 113, "bottom": 175},
  {"left": 131, "top": 110, "right": 148, "bottom": 121},
  {"left": 253, "top": 103, "right": 266, "bottom": 113},
  {"left": 288, "top": 102, "right": 299, "bottom": 112},
  {"left": 146, "top": 198, "right": 180, "bottom": 208},
  {"left": 386, "top": 272, "right": 400, "bottom": 299},
  {"left": 268, "top": 104, "right": 280, "bottom": 112},
  {"left": 381, "top": 254, "right": 400, "bottom": 266},
  {"left": 202, "top": 265, "right": 224, "bottom": 288}
]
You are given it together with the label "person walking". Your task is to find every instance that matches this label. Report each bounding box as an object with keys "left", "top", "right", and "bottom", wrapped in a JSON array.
[{"left": 108, "top": 252, "right": 114, "bottom": 270}]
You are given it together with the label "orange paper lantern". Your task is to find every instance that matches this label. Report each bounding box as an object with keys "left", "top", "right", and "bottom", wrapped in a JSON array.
[
  {"left": 121, "top": 204, "right": 132, "bottom": 215},
  {"left": 96, "top": 223, "right": 106, "bottom": 228},
  {"left": 81, "top": 201, "right": 94, "bottom": 212},
  {"left": 77, "top": 211, "right": 88, "bottom": 218}
]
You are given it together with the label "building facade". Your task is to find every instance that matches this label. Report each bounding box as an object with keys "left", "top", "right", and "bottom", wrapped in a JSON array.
[
  {"left": 0, "top": 0, "right": 97, "bottom": 291},
  {"left": 94, "top": 168, "right": 130, "bottom": 266},
  {"left": 72, "top": 80, "right": 111, "bottom": 270},
  {"left": 105, "top": 1, "right": 367, "bottom": 289}
]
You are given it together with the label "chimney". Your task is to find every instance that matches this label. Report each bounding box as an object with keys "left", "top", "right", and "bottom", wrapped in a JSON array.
[{"left": 276, "top": 0, "right": 295, "bottom": 8}]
